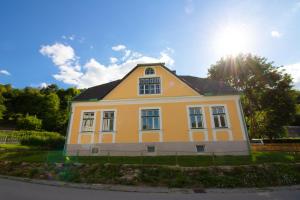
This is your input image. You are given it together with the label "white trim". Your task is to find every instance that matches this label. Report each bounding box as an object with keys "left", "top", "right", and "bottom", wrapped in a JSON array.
[
  {"left": 99, "top": 109, "right": 117, "bottom": 143},
  {"left": 235, "top": 98, "right": 247, "bottom": 141},
  {"left": 67, "top": 104, "right": 75, "bottom": 144},
  {"left": 73, "top": 95, "right": 240, "bottom": 107},
  {"left": 186, "top": 105, "right": 208, "bottom": 142},
  {"left": 77, "top": 110, "right": 96, "bottom": 144},
  {"left": 138, "top": 107, "right": 163, "bottom": 143},
  {"left": 209, "top": 105, "right": 232, "bottom": 141}
]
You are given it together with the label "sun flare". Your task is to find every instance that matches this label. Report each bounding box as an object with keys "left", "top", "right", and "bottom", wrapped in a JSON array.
[{"left": 214, "top": 25, "right": 251, "bottom": 56}]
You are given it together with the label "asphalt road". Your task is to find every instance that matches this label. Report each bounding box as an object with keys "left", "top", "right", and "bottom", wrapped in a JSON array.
[{"left": 0, "top": 178, "right": 300, "bottom": 200}]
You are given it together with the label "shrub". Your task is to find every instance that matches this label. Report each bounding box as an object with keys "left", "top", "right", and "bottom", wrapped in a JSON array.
[
  {"left": 17, "top": 115, "right": 42, "bottom": 131},
  {"left": 20, "top": 133, "right": 65, "bottom": 150}
]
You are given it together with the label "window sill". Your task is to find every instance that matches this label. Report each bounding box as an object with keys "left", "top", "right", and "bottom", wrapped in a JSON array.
[
  {"left": 140, "top": 129, "right": 161, "bottom": 132},
  {"left": 100, "top": 131, "right": 116, "bottom": 134},
  {"left": 213, "top": 127, "right": 230, "bottom": 130},
  {"left": 80, "top": 131, "right": 94, "bottom": 134}
]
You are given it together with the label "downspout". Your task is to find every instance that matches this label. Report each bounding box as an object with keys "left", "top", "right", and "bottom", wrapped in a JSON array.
[{"left": 238, "top": 98, "right": 251, "bottom": 154}]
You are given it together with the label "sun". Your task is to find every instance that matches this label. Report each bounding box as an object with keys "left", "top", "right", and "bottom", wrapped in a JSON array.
[{"left": 214, "top": 25, "right": 251, "bottom": 56}]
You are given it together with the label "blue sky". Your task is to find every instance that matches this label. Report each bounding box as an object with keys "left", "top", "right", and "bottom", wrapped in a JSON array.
[{"left": 0, "top": 0, "right": 300, "bottom": 89}]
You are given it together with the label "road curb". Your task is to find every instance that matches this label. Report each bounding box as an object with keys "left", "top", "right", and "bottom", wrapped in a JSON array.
[
  {"left": 0, "top": 175, "right": 194, "bottom": 193},
  {"left": 1, "top": 174, "right": 300, "bottom": 194}
]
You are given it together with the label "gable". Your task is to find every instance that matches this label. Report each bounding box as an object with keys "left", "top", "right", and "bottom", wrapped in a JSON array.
[{"left": 103, "top": 64, "right": 200, "bottom": 100}]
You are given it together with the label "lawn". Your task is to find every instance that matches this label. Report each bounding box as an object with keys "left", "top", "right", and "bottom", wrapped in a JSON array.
[{"left": 0, "top": 145, "right": 299, "bottom": 167}]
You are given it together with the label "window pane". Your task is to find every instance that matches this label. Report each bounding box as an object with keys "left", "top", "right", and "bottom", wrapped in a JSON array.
[
  {"left": 197, "top": 115, "right": 203, "bottom": 128},
  {"left": 142, "top": 117, "right": 147, "bottom": 129},
  {"left": 191, "top": 116, "right": 196, "bottom": 128},
  {"left": 214, "top": 116, "right": 220, "bottom": 128},
  {"left": 109, "top": 119, "right": 114, "bottom": 131},
  {"left": 147, "top": 117, "right": 153, "bottom": 129},
  {"left": 220, "top": 115, "right": 227, "bottom": 127},
  {"left": 154, "top": 117, "right": 159, "bottom": 129}
]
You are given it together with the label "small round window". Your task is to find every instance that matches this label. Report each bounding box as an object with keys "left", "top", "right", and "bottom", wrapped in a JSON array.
[{"left": 145, "top": 67, "right": 155, "bottom": 75}]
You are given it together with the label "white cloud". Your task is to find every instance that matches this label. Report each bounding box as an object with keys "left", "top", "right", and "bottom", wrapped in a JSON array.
[
  {"left": 112, "top": 44, "right": 126, "bottom": 51},
  {"left": 284, "top": 63, "right": 300, "bottom": 89},
  {"left": 40, "top": 43, "right": 174, "bottom": 88},
  {"left": 0, "top": 70, "right": 10, "bottom": 76},
  {"left": 40, "top": 43, "right": 83, "bottom": 85},
  {"left": 39, "top": 82, "right": 49, "bottom": 88},
  {"left": 184, "top": 0, "right": 194, "bottom": 15},
  {"left": 110, "top": 57, "right": 118, "bottom": 64},
  {"left": 40, "top": 43, "right": 76, "bottom": 66},
  {"left": 271, "top": 30, "right": 282, "bottom": 38}
]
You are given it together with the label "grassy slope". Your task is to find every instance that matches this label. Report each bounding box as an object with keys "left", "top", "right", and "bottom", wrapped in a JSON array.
[{"left": 0, "top": 146, "right": 300, "bottom": 166}]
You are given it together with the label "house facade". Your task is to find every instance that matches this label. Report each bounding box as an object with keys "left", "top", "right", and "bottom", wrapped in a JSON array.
[{"left": 65, "top": 63, "right": 250, "bottom": 156}]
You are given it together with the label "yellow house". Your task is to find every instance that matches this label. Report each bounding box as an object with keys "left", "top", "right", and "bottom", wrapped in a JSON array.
[{"left": 65, "top": 63, "right": 250, "bottom": 156}]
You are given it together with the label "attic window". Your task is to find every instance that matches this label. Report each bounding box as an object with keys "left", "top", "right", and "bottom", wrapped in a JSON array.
[{"left": 145, "top": 67, "right": 155, "bottom": 75}]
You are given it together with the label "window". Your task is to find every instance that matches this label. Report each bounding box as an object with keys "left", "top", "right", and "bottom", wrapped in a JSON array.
[
  {"left": 141, "top": 109, "right": 160, "bottom": 130},
  {"left": 139, "top": 77, "right": 161, "bottom": 95},
  {"left": 196, "top": 145, "right": 205, "bottom": 152},
  {"left": 102, "top": 111, "right": 115, "bottom": 132},
  {"left": 91, "top": 147, "right": 99, "bottom": 154},
  {"left": 147, "top": 145, "right": 155, "bottom": 153},
  {"left": 145, "top": 67, "right": 155, "bottom": 75},
  {"left": 81, "top": 112, "right": 95, "bottom": 132},
  {"left": 211, "top": 106, "right": 228, "bottom": 128},
  {"left": 189, "top": 107, "right": 204, "bottom": 129}
]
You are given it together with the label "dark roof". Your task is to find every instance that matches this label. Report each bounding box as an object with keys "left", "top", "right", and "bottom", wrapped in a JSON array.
[
  {"left": 73, "top": 79, "right": 121, "bottom": 101},
  {"left": 73, "top": 64, "right": 239, "bottom": 101},
  {"left": 178, "top": 76, "right": 239, "bottom": 95}
]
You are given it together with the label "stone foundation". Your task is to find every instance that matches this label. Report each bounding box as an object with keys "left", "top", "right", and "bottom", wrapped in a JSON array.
[{"left": 65, "top": 141, "right": 250, "bottom": 156}]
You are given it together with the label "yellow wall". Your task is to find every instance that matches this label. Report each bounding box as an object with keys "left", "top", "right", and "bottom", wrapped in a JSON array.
[
  {"left": 104, "top": 65, "right": 199, "bottom": 100},
  {"left": 69, "top": 100, "right": 245, "bottom": 145}
]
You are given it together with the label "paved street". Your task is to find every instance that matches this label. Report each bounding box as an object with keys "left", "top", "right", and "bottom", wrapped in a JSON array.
[{"left": 0, "top": 178, "right": 300, "bottom": 200}]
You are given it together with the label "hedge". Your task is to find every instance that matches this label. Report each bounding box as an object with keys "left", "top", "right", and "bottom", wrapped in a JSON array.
[{"left": 0, "top": 130, "right": 65, "bottom": 150}]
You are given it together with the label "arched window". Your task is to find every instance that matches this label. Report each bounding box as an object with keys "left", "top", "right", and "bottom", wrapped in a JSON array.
[{"left": 145, "top": 67, "right": 155, "bottom": 75}]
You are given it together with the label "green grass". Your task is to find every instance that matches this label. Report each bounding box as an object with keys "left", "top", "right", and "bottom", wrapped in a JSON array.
[
  {"left": 0, "top": 144, "right": 33, "bottom": 150},
  {"left": 0, "top": 150, "right": 300, "bottom": 166}
]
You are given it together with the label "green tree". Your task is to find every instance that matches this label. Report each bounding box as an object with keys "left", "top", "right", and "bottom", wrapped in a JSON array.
[{"left": 208, "top": 54, "right": 296, "bottom": 139}]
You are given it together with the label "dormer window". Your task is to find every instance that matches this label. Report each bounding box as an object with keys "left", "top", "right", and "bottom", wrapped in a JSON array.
[{"left": 145, "top": 67, "right": 155, "bottom": 75}]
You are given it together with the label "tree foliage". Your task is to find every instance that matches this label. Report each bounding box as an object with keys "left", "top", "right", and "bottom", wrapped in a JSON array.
[
  {"left": 0, "top": 84, "right": 80, "bottom": 134},
  {"left": 208, "top": 54, "right": 297, "bottom": 139},
  {"left": 16, "top": 114, "right": 42, "bottom": 131}
]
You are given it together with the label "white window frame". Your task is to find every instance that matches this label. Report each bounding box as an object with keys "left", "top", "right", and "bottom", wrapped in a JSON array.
[
  {"left": 187, "top": 105, "right": 206, "bottom": 129},
  {"left": 99, "top": 109, "right": 117, "bottom": 143},
  {"left": 101, "top": 110, "right": 116, "bottom": 132},
  {"left": 140, "top": 108, "right": 161, "bottom": 130},
  {"left": 79, "top": 110, "right": 96, "bottom": 133},
  {"left": 138, "top": 76, "right": 162, "bottom": 96},
  {"left": 138, "top": 107, "right": 163, "bottom": 143},
  {"left": 186, "top": 105, "right": 208, "bottom": 142},
  {"left": 210, "top": 105, "right": 230, "bottom": 129}
]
